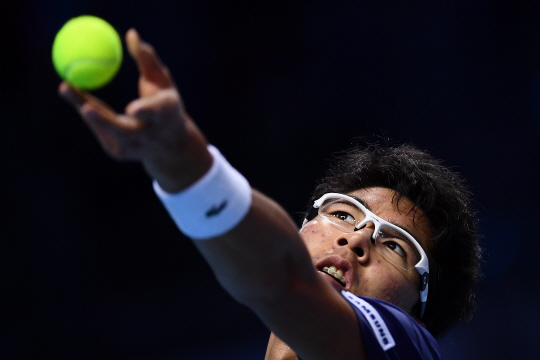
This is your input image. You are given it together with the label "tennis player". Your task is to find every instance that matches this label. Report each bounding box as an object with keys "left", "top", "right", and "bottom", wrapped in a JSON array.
[{"left": 60, "top": 29, "right": 481, "bottom": 359}]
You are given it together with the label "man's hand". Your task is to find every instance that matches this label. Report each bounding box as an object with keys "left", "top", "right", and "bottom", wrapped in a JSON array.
[{"left": 59, "top": 29, "right": 212, "bottom": 193}]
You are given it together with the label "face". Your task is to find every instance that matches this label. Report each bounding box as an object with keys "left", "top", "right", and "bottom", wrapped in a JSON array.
[{"left": 300, "top": 187, "right": 432, "bottom": 315}]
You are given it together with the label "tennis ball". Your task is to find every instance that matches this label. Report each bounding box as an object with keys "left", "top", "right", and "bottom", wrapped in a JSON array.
[{"left": 52, "top": 16, "right": 122, "bottom": 90}]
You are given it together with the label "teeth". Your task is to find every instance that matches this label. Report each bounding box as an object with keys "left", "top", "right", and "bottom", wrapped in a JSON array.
[
  {"left": 322, "top": 266, "right": 345, "bottom": 283},
  {"left": 327, "top": 266, "right": 336, "bottom": 275}
]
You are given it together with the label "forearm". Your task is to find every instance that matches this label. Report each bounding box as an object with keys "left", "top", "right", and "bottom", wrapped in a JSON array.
[
  {"left": 190, "top": 187, "right": 363, "bottom": 360},
  {"left": 151, "top": 146, "right": 365, "bottom": 360},
  {"left": 192, "top": 189, "right": 317, "bottom": 305}
]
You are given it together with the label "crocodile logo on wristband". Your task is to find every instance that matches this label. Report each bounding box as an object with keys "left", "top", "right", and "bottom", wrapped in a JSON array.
[
  {"left": 153, "top": 145, "right": 251, "bottom": 239},
  {"left": 206, "top": 200, "right": 228, "bottom": 217}
]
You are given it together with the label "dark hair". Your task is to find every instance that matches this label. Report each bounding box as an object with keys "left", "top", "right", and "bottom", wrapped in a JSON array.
[{"left": 308, "top": 143, "right": 482, "bottom": 337}]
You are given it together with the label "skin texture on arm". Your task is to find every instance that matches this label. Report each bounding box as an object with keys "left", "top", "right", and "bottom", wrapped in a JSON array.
[{"left": 60, "top": 30, "right": 366, "bottom": 360}]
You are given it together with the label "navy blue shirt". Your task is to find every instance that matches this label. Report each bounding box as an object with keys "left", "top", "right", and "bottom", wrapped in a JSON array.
[{"left": 341, "top": 291, "right": 441, "bottom": 359}]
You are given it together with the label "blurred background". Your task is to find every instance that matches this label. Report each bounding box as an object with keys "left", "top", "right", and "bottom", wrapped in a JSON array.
[{"left": 3, "top": 1, "right": 540, "bottom": 359}]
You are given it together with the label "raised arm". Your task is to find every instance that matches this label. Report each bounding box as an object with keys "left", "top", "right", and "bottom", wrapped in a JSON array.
[{"left": 60, "top": 30, "right": 365, "bottom": 360}]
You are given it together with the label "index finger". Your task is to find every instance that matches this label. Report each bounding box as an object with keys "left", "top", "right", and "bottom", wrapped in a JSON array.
[
  {"left": 59, "top": 81, "right": 117, "bottom": 119},
  {"left": 126, "top": 29, "right": 175, "bottom": 92},
  {"left": 58, "top": 81, "right": 142, "bottom": 131}
]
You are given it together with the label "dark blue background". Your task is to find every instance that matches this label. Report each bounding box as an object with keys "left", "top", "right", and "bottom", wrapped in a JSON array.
[{"left": 3, "top": 1, "right": 540, "bottom": 358}]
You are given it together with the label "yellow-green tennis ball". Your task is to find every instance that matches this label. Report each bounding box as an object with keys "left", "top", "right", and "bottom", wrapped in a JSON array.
[{"left": 52, "top": 16, "right": 122, "bottom": 90}]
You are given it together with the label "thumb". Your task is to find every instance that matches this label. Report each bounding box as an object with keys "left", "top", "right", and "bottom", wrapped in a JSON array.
[{"left": 126, "top": 29, "right": 175, "bottom": 93}]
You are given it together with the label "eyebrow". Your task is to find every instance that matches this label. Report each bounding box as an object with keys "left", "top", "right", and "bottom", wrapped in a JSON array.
[
  {"left": 350, "top": 196, "right": 372, "bottom": 211},
  {"left": 391, "top": 223, "right": 417, "bottom": 240}
]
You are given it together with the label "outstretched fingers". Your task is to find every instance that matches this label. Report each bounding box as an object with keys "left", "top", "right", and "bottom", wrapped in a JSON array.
[
  {"left": 59, "top": 82, "right": 145, "bottom": 159},
  {"left": 59, "top": 82, "right": 144, "bottom": 131}
]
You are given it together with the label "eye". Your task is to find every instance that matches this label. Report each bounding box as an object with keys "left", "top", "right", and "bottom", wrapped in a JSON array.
[
  {"left": 377, "top": 231, "right": 407, "bottom": 258},
  {"left": 328, "top": 211, "right": 356, "bottom": 225},
  {"left": 383, "top": 240, "right": 406, "bottom": 258}
]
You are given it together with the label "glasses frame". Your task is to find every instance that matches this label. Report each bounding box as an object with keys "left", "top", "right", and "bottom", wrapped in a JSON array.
[{"left": 303, "top": 192, "right": 429, "bottom": 318}]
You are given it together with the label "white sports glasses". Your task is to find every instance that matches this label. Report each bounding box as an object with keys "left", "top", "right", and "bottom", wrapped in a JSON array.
[{"left": 303, "top": 193, "right": 429, "bottom": 317}]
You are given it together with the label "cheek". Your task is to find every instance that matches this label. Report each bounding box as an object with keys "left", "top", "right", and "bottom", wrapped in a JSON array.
[
  {"left": 299, "top": 221, "right": 334, "bottom": 256},
  {"left": 362, "top": 264, "right": 398, "bottom": 297},
  {"left": 361, "top": 264, "right": 418, "bottom": 308}
]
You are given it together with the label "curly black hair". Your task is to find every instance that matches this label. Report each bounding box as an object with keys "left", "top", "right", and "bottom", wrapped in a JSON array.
[{"left": 307, "top": 143, "right": 482, "bottom": 337}]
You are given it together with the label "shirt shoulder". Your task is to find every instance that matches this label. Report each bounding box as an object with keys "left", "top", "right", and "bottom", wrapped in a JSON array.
[{"left": 341, "top": 291, "right": 442, "bottom": 360}]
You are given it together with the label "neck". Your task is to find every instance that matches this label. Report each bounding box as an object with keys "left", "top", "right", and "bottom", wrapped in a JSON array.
[{"left": 265, "top": 332, "right": 299, "bottom": 360}]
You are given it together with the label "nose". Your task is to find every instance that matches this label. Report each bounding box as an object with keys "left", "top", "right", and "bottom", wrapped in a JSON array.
[{"left": 333, "top": 225, "right": 375, "bottom": 262}]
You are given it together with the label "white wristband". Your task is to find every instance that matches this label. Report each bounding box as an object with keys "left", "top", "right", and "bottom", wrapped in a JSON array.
[{"left": 153, "top": 145, "right": 252, "bottom": 239}]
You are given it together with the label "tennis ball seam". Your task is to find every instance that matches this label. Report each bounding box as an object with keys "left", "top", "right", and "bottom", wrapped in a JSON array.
[{"left": 64, "top": 58, "right": 120, "bottom": 76}]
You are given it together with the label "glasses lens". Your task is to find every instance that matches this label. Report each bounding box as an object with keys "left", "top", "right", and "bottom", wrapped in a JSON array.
[
  {"left": 318, "top": 197, "right": 366, "bottom": 231},
  {"left": 373, "top": 224, "right": 421, "bottom": 270}
]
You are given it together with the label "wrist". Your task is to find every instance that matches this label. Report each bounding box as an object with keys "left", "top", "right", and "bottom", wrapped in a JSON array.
[
  {"left": 143, "top": 123, "right": 213, "bottom": 193},
  {"left": 153, "top": 145, "right": 252, "bottom": 239}
]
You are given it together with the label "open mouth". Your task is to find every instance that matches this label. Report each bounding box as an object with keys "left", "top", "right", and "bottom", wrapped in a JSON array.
[{"left": 322, "top": 266, "right": 346, "bottom": 287}]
